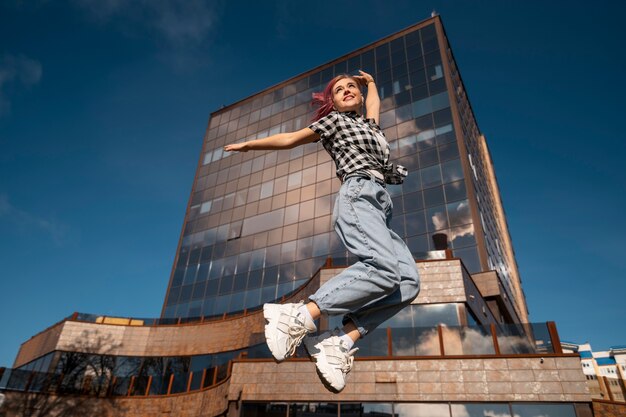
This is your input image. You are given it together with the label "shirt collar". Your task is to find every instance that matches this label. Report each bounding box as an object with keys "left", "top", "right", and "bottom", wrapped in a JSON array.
[{"left": 338, "top": 110, "right": 363, "bottom": 120}]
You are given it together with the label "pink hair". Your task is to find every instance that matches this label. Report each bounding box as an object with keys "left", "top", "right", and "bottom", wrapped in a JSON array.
[{"left": 311, "top": 74, "right": 358, "bottom": 121}]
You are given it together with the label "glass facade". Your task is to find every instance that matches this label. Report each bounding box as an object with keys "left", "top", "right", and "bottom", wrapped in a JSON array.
[
  {"left": 163, "top": 22, "right": 485, "bottom": 320},
  {"left": 241, "top": 402, "right": 590, "bottom": 417},
  {"left": 5, "top": 321, "right": 563, "bottom": 397},
  {"left": 443, "top": 36, "right": 527, "bottom": 321},
  {"left": 162, "top": 18, "right": 524, "bottom": 324}
]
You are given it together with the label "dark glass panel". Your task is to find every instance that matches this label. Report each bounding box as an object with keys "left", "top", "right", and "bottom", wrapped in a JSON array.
[
  {"left": 406, "top": 39, "right": 423, "bottom": 61},
  {"left": 409, "top": 66, "right": 426, "bottom": 86},
  {"left": 179, "top": 284, "right": 193, "bottom": 302},
  {"left": 262, "top": 266, "right": 278, "bottom": 288},
  {"left": 419, "top": 147, "right": 439, "bottom": 167},
  {"left": 423, "top": 186, "right": 445, "bottom": 208},
  {"left": 192, "top": 281, "right": 206, "bottom": 300},
  {"left": 188, "top": 248, "right": 201, "bottom": 264},
  {"left": 405, "top": 209, "right": 426, "bottom": 236},
  {"left": 182, "top": 265, "right": 198, "bottom": 285},
  {"left": 422, "top": 37, "right": 439, "bottom": 54},
  {"left": 453, "top": 245, "right": 480, "bottom": 273},
  {"left": 428, "top": 77, "right": 447, "bottom": 95},
  {"left": 333, "top": 61, "right": 346, "bottom": 76},
  {"left": 245, "top": 288, "right": 261, "bottom": 307},
  {"left": 441, "top": 158, "right": 464, "bottom": 184},
  {"left": 375, "top": 43, "right": 390, "bottom": 71},
  {"left": 171, "top": 267, "right": 185, "bottom": 287},
  {"left": 205, "top": 281, "right": 218, "bottom": 296},
  {"left": 248, "top": 268, "right": 264, "bottom": 288},
  {"left": 218, "top": 275, "right": 234, "bottom": 295},
  {"left": 403, "top": 191, "right": 424, "bottom": 213},
  {"left": 378, "top": 69, "right": 392, "bottom": 83},
  {"left": 390, "top": 36, "right": 404, "bottom": 52},
  {"left": 433, "top": 107, "right": 452, "bottom": 127},
  {"left": 321, "top": 67, "right": 333, "bottom": 83},
  {"left": 401, "top": 168, "right": 421, "bottom": 192},
  {"left": 438, "top": 141, "right": 459, "bottom": 161},
  {"left": 407, "top": 234, "right": 429, "bottom": 256},
  {"left": 391, "top": 58, "right": 407, "bottom": 77},
  {"left": 414, "top": 113, "right": 434, "bottom": 132},
  {"left": 420, "top": 164, "right": 442, "bottom": 188},
  {"left": 395, "top": 90, "right": 411, "bottom": 107},
  {"left": 420, "top": 23, "right": 436, "bottom": 39},
  {"left": 424, "top": 49, "right": 442, "bottom": 67},
  {"left": 230, "top": 291, "right": 245, "bottom": 312},
  {"left": 361, "top": 49, "right": 375, "bottom": 68},
  {"left": 233, "top": 273, "right": 248, "bottom": 292},
  {"left": 347, "top": 55, "right": 360, "bottom": 72}
]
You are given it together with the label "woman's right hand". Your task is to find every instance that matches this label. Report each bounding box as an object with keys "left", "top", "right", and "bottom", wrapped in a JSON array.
[
  {"left": 224, "top": 142, "right": 248, "bottom": 152},
  {"left": 354, "top": 70, "right": 375, "bottom": 87}
]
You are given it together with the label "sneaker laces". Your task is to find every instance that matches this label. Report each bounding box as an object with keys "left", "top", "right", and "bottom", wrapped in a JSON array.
[
  {"left": 340, "top": 347, "right": 358, "bottom": 374},
  {"left": 284, "top": 316, "right": 308, "bottom": 358}
]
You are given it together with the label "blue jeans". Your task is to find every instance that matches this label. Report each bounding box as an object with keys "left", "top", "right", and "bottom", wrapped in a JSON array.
[{"left": 309, "top": 175, "right": 420, "bottom": 337}]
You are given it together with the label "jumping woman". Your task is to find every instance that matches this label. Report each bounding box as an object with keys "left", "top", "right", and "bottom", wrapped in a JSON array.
[{"left": 224, "top": 70, "right": 420, "bottom": 392}]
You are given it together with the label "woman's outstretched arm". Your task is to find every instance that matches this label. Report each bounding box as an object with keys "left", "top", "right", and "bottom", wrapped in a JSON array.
[
  {"left": 224, "top": 127, "right": 319, "bottom": 153},
  {"left": 355, "top": 70, "right": 380, "bottom": 125}
]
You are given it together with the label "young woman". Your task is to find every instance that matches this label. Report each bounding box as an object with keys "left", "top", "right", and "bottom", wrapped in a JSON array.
[{"left": 224, "top": 71, "right": 420, "bottom": 392}]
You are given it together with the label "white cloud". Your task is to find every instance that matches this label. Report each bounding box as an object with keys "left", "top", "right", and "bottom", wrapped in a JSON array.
[
  {"left": 0, "top": 193, "right": 76, "bottom": 246},
  {"left": 0, "top": 54, "right": 42, "bottom": 115},
  {"left": 73, "top": 0, "right": 216, "bottom": 46}
]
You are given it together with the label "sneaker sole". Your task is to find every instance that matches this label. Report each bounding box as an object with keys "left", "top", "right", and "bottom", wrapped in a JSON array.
[
  {"left": 303, "top": 338, "right": 344, "bottom": 393},
  {"left": 263, "top": 303, "right": 286, "bottom": 362}
]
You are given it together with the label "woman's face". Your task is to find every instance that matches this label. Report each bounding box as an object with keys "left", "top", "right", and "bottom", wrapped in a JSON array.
[{"left": 331, "top": 77, "right": 363, "bottom": 113}]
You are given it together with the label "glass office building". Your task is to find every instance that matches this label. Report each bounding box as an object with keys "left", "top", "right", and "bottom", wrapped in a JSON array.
[
  {"left": 161, "top": 17, "right": 528, "bottom": 324},
  {"left": 3, "top": 16, "right": 596, "bottom": 417}
]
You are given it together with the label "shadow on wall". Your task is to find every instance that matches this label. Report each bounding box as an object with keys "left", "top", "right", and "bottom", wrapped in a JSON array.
[{"left": 0, "top": 330, "right": 126, "bottom": 417}]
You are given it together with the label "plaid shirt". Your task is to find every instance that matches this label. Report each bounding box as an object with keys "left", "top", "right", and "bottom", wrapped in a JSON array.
[
  {"left": 309, "top": 111, "right": 408, "bottom": 184},
  {"left": 309, "top": 111, "right": 391, "bottom": 180}
]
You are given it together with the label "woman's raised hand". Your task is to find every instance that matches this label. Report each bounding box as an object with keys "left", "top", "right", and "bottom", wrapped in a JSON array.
[{"left": 354, "top": 70, "right": 375, "bottom": 87}]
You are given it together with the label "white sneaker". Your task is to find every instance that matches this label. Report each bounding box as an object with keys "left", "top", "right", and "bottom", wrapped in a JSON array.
[
  {"left": 263, "top": 302, "right": 316, "bottom": 362},
  {"left": 304, "top": 330, "right": 358, "bottom": 393}
]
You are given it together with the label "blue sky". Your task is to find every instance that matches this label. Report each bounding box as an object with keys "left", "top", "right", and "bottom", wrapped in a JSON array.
[{"left": 1, "top": 0, "right": 625, "bottom": 368}]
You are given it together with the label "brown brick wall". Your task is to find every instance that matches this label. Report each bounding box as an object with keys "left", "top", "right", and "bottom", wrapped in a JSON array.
[
  {"left": 228, "top": 356, "right": 590, "bottom": 402},
  {"left": 592, "top": 399, "right": 626, "bottom": 417},
  {"left": 0, "top": 357, "right": 592, "bottom": 416},
  {"left": 13, "top": 321, "right": 64, "bottom": 368}
]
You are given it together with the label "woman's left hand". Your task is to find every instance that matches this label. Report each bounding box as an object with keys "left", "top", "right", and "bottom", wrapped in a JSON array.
[{"left": 354, "top": 70, "right": 375, "bottom": 87}]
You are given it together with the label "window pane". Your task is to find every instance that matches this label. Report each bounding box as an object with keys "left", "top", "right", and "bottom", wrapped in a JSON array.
[
  {"left": 395, "top": 403, "right": 449, "bottom": 417},
  {"left": 511, "top": 404, "right": 576, "bottom": 417},
  {"left": 451, "top": 403, "right": 511, "bottom": 417}
]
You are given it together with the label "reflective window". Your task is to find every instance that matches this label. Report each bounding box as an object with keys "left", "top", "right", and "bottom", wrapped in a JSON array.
[
  {"left": 395, "top": 404, "right": 449, "bottom": 417},
  {"left": 451, "top": 404, "right": 511, "bottom": 417},
  {"left": 511, "top": 404, "right": 576, "bottom": 417}
]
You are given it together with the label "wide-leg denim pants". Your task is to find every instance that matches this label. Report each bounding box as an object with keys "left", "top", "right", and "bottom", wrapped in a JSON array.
[{"left": 309, "top": 176, "right": 420, "bottom": 337}]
